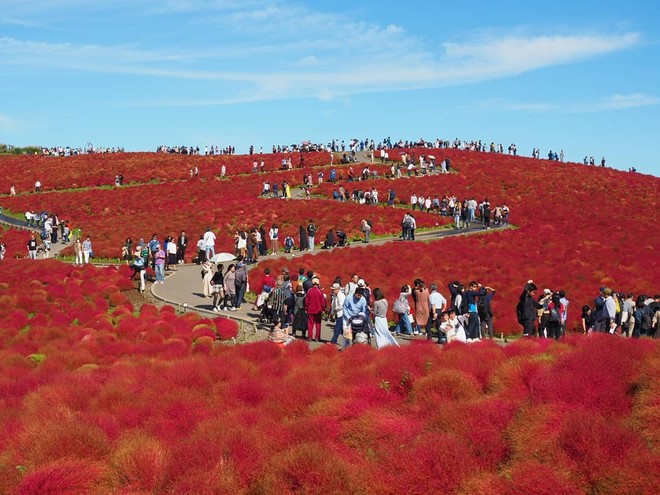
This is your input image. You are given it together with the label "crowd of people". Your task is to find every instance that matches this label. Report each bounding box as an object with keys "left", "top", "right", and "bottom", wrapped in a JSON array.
[
  {"left": 40, "top": 146, "right": 125, "bottom": 156},
  {"left": 517, "top": 281, "right": 659, "bottom": 340}
]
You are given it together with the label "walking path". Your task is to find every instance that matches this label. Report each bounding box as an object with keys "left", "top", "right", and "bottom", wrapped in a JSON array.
[
  {"left": 0, "top": 212, "right": 70, "bottom": 259},
  {"left": 150, "top": 218, "right": 508, "bottom": 347}
]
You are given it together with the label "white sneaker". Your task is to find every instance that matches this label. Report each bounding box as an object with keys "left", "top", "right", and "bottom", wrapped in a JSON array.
[{"left": 213, "top": 307, "right": 218, "bottom": 312}]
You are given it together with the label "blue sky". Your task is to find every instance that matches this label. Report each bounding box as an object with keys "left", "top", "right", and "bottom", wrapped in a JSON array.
[{"left": 1, "top": 0, "right": 659, "bottom": 175}]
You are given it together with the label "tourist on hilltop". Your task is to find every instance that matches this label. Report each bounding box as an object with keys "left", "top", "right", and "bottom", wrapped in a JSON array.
[
  {"left": 82, "top": 236, "right": 93, "bottom": 264},
  {"left": 10, "top": 184, "right": 16, "bottom": 196},
  {"left": 35, "top": 180, "right": 41, "bottom": 192},
  {"left": 372, "top": 288, "right": 398, "bottom": 348}
]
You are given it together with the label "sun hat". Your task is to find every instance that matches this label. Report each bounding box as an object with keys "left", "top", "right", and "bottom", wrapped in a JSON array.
[
  {"left": 312, "top": 277, "right": 320, "bottom": 285},
  {"left": 331, "top": 282, "right": 341, "bottom": 290}
]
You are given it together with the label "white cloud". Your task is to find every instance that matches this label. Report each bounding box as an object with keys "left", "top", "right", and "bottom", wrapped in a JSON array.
[
  {"left": 0, "top": 113, "right": 17, "bottom": 131},
  {"left": 0, "top": 1, "right": 643, "bottom": 107},
  {"left": 594, "top": 93, "right": 660, "bottom": 111},
  {"left": 472, "top": 93, "right": 660, "bottom": 114}
]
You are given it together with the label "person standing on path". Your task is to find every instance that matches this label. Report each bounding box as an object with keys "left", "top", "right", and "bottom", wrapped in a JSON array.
[
  {"left": 27, "top": 234, "right": 38, "bottom": 259},
  {"left": 307, "top": 220, "right": 317, "bottom": 250},
  {"left": 361, "top": 219, "right": 371, "bottom": 243},
  {"left": 234, "top": 260, "right": 249, "bottom": 309},
  {"left": 305, "top": 277, "right": 326, "bottom": 342},
  {"left": 269, "top": 224, "right": 279, "bottom": 254},
  {"left": 82, "top": 236, "right": 93, "bottom": 264},
  {"left": 373, "top": 288, "right": 399, "bottom": 348}
]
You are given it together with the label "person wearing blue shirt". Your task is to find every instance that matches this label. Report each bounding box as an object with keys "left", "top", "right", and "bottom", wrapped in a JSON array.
[{"left": 465, "top": 281, "right": 490, "bottom": 341}]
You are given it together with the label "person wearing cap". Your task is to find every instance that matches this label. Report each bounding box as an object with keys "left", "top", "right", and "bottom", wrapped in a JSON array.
[
  {"left": 601, "top": 288, "right": 616, "bottom": 333},
  {"left": 517, "top": 280, "right": 543, "bottom": 337},
  {"left": 329, "top": 282, "right": 347, "bottom": 346},
  {"left": 305, "top": 277, "right": 326, "bottom": 342}
]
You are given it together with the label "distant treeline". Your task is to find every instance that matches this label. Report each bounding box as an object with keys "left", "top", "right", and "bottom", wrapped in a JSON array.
[{"left": 0, "top": 144, "right": 41, "bottom": 155}]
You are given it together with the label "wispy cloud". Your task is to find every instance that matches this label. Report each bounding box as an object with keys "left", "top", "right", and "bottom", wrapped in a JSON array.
[
  {"left": 0, "top": 113, "right": 17, "bottom": 131},
  {"left": 471, "top": 93, "right": 660, "bottom": 114},
  {"left": 0, "top": 0, "right": 643, "bottom": 107}
]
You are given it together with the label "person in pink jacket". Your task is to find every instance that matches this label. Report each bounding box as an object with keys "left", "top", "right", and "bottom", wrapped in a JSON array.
[{"left": 305, "top": 277, "right": 327, "bottom": 342}]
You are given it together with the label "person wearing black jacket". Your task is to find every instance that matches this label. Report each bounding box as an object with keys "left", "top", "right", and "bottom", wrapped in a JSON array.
[
  {"left": 479, "top": 288, "right": 496, "bottom": 338},
  {"left": 176, "top": 231, "right": 188, "bottom": 264},
  {"left": 517, "top": 281, "right": 543, "bottom": 337}
]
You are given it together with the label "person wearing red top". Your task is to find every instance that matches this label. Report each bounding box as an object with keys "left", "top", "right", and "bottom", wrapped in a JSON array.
[
  {"left": 253, "top": 268, "right": 276, "bottom": 310},
  {"left": 305, "top": 277, "right": 327, "bottom": 342},
  {"left": 547, "top": 292, "right": 565, "bottom": 340}
]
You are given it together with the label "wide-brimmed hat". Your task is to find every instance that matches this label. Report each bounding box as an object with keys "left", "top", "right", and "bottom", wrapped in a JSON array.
[
  {"left": 312, "top": 277, "right": 320, "bottom": 285},
  {"left": 331, "top": 282, "right": 341, "bottom": 290}
]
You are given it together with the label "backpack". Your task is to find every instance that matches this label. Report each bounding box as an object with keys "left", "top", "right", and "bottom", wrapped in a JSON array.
[
  {"left": 366, "top": 220, "right": 373, "bottom": 229},
  {"left": 284, "top": 236, "right": 294, "bottom": 248},
  {"left": 549, "top": 306, "right": 561, "bottom": 323}
]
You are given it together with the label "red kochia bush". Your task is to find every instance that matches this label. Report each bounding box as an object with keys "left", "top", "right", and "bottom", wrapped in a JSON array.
[{"left": 17, "top": 459, "right": 108, "bottom": 495}]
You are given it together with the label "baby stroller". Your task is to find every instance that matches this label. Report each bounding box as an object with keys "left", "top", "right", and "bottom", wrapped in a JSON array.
[
  {"left": 336, "top": 230, "right": 349, "bottom": 247},
  {"left": 349, "top": 314, "right": 372, "bottom": 345},
  {"left": 258, "top": 291, "right": 275, "bottom": 324}
]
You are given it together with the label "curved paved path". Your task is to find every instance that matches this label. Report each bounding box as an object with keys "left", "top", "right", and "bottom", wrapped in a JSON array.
[{"left": 150, "top": 218, "right": 508, "bottom": 347}]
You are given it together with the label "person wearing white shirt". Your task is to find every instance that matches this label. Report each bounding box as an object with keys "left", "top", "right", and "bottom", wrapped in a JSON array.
[
  {"left": 203, "top": 228, "right": 216, "bottom": 259},
  {"left": 427, "top": 284, "right": 448, "bottom": 341}
]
